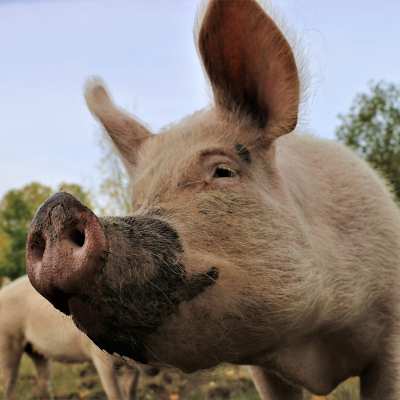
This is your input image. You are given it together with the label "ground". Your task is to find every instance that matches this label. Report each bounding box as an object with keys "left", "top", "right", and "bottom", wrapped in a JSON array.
[{"left": 0, "top": 354, "right": 360, "bottom": 399}]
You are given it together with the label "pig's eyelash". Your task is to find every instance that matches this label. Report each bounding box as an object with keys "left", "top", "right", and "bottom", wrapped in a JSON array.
[{"left": 213, "top": 165, "right": 237, "bottom": 178}]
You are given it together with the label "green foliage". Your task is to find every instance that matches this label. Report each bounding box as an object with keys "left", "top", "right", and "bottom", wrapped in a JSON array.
[
  {"left": 0, "top": 182, "right": 93, "bottom": 280},
  {"left": 336, "top": 81, "right": 400, "bottom": 200},
  {"left": 0, "top": 183, "right": 52, "bottom": 279}
]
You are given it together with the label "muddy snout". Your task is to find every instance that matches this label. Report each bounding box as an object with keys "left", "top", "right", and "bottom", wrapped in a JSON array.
[{"left": 26, "top": 192, "right": 107, "bottom": 314}]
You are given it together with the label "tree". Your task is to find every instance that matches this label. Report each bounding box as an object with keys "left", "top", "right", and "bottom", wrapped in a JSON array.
[
  {"left": 0, "top": 232, "right": 11, "bottom": 276},
  {"left": 336, "top": 81, "right": 400, "bottom": 200},
  {"left": 97, "top": 133, "right": 132, "bottom": 216},
  {"left": 0, "top": 182, "right": 52, "bottom": 279},
  {"left": 0, "top": 182, "right": 93, "bottom": 279}
]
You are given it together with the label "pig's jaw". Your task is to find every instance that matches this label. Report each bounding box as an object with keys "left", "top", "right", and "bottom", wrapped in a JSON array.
[
  {"left": 68, "top": 265, "right": 219, "bottom": 363},
  {"left": 69, "top": 296, "right": 149, "bottom": 363}
]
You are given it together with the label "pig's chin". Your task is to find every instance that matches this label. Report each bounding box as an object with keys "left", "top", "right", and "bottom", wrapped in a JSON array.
[{"left": 68, "top": 296, "right": 150, "bottom": 364}]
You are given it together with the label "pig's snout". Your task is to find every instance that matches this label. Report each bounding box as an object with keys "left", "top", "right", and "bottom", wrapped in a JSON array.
[{"left": 26, "top": 192, "right": 107, "bottom": 314}]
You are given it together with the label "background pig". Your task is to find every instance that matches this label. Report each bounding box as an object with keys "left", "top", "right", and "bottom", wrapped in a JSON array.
[
  {"left": 0, "top": 275, "right": 158, "bottom": 400},
  {"left": 26, "top": 0, "right": 400, "bottom": 399}
]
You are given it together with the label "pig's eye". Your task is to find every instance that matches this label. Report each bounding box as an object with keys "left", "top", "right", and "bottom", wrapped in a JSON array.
[{"left": 213, "top": 165, "right": 237, "bottom": 179}]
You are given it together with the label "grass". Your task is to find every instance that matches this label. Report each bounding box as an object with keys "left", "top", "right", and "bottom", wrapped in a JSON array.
[{"left": 0, "top": 355, "right": 360, "bottom": 399}]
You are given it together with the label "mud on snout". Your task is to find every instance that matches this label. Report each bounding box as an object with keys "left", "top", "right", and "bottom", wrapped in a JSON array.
[{"left": 26, "top": 192, "right": 219, "bottom": 363}]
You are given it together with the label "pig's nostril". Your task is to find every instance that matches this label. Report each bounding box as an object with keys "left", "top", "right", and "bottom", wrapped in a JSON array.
[
  {"left": 29, "top": 232, "right": 46, "bottom": 263},
  {"left": 68, "top": 228, "right": 85, "bottom": 247}
]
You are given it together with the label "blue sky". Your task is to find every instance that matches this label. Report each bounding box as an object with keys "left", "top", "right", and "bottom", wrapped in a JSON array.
[{"left": 1, "top": 0, "right": 399, "bottom": 199}]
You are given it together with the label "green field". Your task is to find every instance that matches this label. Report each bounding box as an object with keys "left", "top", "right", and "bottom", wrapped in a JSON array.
[{"left": 0, "top": 354, "right": 360, "bottom": 399}]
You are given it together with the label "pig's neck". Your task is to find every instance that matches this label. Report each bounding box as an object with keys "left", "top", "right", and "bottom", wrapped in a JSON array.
[{"left": 257, "top": 332, "right": 375, "bottom": 396}]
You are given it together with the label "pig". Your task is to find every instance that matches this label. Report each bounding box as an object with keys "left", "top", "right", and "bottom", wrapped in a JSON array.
[
  {"left": 25, "top": 0, "right": 400, "bottom": 399},
  {"left": 0, "top": 276, "right": 158, "bottom": 400}
]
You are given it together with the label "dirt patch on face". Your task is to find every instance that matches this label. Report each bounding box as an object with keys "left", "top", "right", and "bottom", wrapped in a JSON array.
[{"left": 70, "top": 216, "right": 219, "bottom": 363}]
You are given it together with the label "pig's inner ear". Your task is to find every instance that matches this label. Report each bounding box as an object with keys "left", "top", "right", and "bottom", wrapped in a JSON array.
[
  {"left": 198, "top": 0, "right": 300, "bottom": 142},
  {"left": 84, "top": 79, "right": 152, "bottom": 169}
]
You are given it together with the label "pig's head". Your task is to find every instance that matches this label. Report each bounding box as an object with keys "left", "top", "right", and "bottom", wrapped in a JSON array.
[{"left": 27, "top": 0, "right": 314, "bottom": 372}]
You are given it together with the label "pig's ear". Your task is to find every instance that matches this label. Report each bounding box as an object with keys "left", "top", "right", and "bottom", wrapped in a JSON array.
[
  {"left": 84, "top": 78, "right": 151, "bottom": 167},
  {"left": 198, "top": 0, "right": 300, "bottom": 142}
]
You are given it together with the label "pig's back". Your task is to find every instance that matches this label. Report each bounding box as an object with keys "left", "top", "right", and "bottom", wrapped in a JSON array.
[
  {"left": 278, "top": 132, "right": 400, "bottom": 249},
  {"left": 0, "top": 275, "right": 33, "bottom": 335},
  {"left": 0, "top": 276, "right": 91, "bottom": 362},
  {"left": 23, "top": 278, "right": 91, "bottom": 362},
  {"left": 278, "top": 133, "right": 400, "bottom": 317}
]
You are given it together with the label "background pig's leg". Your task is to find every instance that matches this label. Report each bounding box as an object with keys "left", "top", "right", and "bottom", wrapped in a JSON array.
[
  {"left": 29, "top": 352, "right": 52, "bottom": 399},
  {"left": 250, "top": 366, "right": 303, "bottom": 400},
  {"left": 92, "top": 353, "right": 124, "bottom": 400},
  {"left": 0, "top": 339, "right": 23, "bottom": 400},
  {"left": 360, "top": 353, "right": 400, "bottom": 400},
  {"left": 118, "top": 365, "right": 140, "bottom": 400}
]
